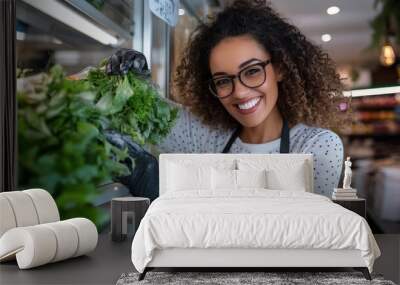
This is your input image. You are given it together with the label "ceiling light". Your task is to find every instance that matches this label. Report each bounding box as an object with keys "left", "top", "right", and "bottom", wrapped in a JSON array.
[
  {"left": 22, "top": 0, "right": 119, "bottom": 46},
  {"left": 321, "top": 34, "right": 332, "bottom": 42},
  {"left": 343, "top": 86, "right": 400, "bottom": 97},
  {"left": 179, "top": 8, "right": 185, "bottom": 16},
  {"left": 380, "top": 40, "right": 396, "bottom": 66},
  {"left": 327, "top": 6, "right": 340, "bottom": 15}
]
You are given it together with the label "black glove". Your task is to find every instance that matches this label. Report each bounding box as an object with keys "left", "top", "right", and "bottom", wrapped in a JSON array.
[
  {"left": 106, "top": 48, "right": 151, "bottom": 77},
  {"left": 104, "top": 131, "right": 159, "bottom": 201}
]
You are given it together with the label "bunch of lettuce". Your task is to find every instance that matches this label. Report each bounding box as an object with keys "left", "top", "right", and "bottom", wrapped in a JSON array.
[
  {"left": 86, "top": 65, "right": 178, "bottom": 146},
  {"left": 17, "top": 64, "right": 178, "bottom": 228}
]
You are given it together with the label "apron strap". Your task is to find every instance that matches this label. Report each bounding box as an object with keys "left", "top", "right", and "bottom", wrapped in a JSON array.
[
  {"left": 221, "top": 127, "right": 241, "bottom": 154},
  {"left": 222, "top": 119, "right": 290, "bottom": 154},
  {"left": 280, "top": 119, "right": 290, "bottom": 153}
]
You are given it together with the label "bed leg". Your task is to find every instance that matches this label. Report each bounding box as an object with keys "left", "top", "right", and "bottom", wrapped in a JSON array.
[
  {"left": 138, "top": 268, "right": 148, "bottom": 281},
  {"left": 354, "top": 267, "right": 371, "bottom": 280}
]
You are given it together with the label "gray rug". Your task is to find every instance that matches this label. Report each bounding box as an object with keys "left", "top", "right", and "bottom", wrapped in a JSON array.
[{"left": 116, "top": 271, "right": 396, "bottom": 285}]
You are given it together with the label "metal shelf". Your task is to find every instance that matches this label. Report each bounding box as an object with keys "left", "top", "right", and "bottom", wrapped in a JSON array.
[{"left": 65, "top": 0, "right": 133, "bottom": 40}]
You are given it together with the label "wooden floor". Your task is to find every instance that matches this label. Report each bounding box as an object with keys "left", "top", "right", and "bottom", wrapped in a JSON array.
[{"left": 0, "top": 234, "right": 399, "bottom": 285}]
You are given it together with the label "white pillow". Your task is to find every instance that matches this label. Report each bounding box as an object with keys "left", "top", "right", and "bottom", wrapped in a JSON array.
[
  {"left": 237, "top": 158, "right": 308, "bottom": 191},
  {"left": 267, "top": 166, "right": 306, "bottom": 191},
  {"left": 212, "top": 168, "right": 237, "bottom": 190},
  {"left": 166, "top": 158, "right": 236, "bottom": 170},
  {"left": 211, "top": 168, "right": 267, "bottom": 191},
  {"left": 167, "top": 162, "right": 212, "bottom": 191},
  {"left": 236, "top": 169, "right": 267, "bottom": 188}
]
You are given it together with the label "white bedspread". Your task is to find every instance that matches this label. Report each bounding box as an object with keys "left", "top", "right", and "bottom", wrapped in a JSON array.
[{"left": 131, "top": 190, "right": 380, "bottom": 273}]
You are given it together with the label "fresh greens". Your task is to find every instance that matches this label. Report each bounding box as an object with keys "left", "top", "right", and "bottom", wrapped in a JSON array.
[
  {"left": 86, "top": 67, "right": 178, "bottom": 145},
  {"left": 17, "top": 64, "right": 178, "bottom": 228}
]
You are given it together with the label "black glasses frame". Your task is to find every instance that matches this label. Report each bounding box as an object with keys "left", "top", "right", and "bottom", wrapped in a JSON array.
[{"left": 208, "top": 59, "right": 271, "bottom": 99}]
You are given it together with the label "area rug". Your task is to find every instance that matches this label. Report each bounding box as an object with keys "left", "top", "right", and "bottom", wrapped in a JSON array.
[{"left": 116, "top": 271, "right": 396, "bottom": 285}]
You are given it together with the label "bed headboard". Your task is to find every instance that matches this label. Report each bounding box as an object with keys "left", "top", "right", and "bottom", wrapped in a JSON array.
[{"left": 159, "top": 153, "right": 314, "bottom": 196}]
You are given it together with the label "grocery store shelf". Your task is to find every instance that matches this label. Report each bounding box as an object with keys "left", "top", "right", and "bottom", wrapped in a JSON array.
[
  {"left": 344, "top": 85, "right": 400, "bottom": 97},
  {"left": 355, "top": 104, "right": 400, "bottom": 110},
  {"left": 343, "top": 93, "right": 400, "bottom": 137},
  {"left": 344, "top": 133, "right": 400, "bottom": 138}
]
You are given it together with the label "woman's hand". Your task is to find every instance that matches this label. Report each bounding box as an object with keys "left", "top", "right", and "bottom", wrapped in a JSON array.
[
  {"left": 104, "top": 130, "right": 159, "bottom": 201},
  {"left": 106, "top": 48, "right": 150, "bottom": 77}
]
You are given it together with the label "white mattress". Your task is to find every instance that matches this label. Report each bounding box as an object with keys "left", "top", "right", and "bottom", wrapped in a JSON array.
[{"left": 131, "top": 190, "right": 380, "bottom": 273}]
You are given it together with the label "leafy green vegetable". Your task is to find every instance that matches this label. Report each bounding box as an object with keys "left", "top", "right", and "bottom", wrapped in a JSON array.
[
  {"left": 18, "top": 64, "right": 178, "bottom": 229},
  {"left": 86, "top": 66, "right": 178, "bottom": 145}
]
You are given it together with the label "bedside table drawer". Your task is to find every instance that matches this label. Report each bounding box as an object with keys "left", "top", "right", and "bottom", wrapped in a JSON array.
[{"left": 332, "top": 199, "right": 366, "bottom": 218}]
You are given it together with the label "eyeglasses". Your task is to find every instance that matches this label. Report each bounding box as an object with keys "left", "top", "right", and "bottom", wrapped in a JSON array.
[{"left": 208, "top": 59, "right": 271, "bottom": 99}]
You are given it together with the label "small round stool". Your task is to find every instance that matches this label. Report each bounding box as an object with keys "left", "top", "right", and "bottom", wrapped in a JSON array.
[{"left": 111, "top": 197, "right": 150, "bottom": 242}]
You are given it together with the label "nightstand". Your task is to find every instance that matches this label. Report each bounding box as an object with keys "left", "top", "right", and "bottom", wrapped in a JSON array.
[
  {"left": 332, "top": 198, "right": 366, "bottom": 218},
  {"left": 111, "top": 197, "right": 150, "bottom": 242}
]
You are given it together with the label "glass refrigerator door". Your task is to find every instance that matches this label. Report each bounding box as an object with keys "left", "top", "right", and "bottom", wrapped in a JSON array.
[
  {"left": 12, "top": 0, "right": 176, "bottom": 223},
  {"left": 16, "top": 0, "right": 136, "bottom": 74}
]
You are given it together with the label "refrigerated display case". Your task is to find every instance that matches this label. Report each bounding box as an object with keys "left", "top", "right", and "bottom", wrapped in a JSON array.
[
  {"left": 340, "top": 87, "right": 400, "bottom": 233},
  {"left": 15, "top": 0, "right": 177, "bottom": 97},
  {"left": 9, "top": 0, "right": 181, "bottom": 224}
]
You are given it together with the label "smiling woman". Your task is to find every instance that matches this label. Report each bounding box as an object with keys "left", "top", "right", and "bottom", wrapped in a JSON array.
[
  {"left": 111, "top": 0, "right": 346, "bottom": 198},
  {"left": 208, "top": 36, "right": 283, "bottom": 143}
]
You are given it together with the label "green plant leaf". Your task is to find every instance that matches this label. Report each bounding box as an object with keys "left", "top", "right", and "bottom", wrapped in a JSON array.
[
  {"left": 111, "top": 76, "right": 134, "bottom": 114},
  {"left": 95, "top": 92, "right": 113, "bottom": 113}
]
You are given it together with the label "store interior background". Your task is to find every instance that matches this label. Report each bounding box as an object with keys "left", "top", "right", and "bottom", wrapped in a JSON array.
[{"left": 15, "top": 0, "right": 400, "bottom": 233}]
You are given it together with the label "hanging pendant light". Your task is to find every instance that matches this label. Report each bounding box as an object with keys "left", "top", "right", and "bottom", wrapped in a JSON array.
[
  {"left": 380, "top": 18, "right": 397, "bottom": 67},
  {"left": 380, "top": 37, "right": 396, "bottom": 66}
]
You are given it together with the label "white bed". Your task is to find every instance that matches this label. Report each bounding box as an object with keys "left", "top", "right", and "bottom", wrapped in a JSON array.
[{"left": 131, "top": 154, "right": 381, "bottom": 280}]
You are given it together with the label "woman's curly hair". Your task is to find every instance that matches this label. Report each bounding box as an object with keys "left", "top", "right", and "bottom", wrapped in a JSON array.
[{"left": 174, "top": 0, "right": 347, "bottom": 130}]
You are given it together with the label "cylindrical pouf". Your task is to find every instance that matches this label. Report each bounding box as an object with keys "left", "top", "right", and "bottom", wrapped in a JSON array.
[
  {"left": 0, "top": 191, "right": 39, "bottom": 227},
  {"left": 0, "top": 218, "right": 98, "bottom": 269},
  {"left": 0, "top": 196, "right": 17, "bottom": 237},
  {"left": 42, "top": 221, "right": 79, "bottom": 262},
  {"left": 64, "top": 218, "right": 98, "bottom": 257},
  {"left": 0, "top": 225, "right": 57, "bottom": 269},
  {"left": 24, "top": 189, "right": 60, "bottom": 223},
  {"left": 0, "top": 189, "right": 59, "bottom": 238},
  {"left": 111, "top": 197, "right": 150, "bottom": 242}
]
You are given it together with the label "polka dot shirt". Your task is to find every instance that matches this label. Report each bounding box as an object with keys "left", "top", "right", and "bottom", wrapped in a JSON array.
[{"left": 158, "top": 106, "right": 344, "bottom": 198}]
